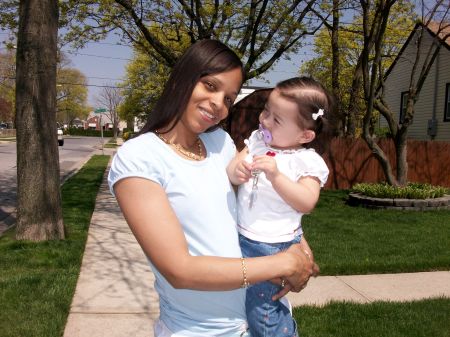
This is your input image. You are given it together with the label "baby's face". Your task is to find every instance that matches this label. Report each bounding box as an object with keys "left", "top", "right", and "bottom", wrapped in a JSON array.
[{"left": 259, "top": 89, "right": 309, "bottom": 150}]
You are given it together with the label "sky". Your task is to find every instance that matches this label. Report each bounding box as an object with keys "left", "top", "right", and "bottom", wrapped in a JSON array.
[
  {"left": 0, "top": 30, "right": 315, "bottom": 107},
  {"left": 63, "top": 33, "right": 315, "bottom": 106}
]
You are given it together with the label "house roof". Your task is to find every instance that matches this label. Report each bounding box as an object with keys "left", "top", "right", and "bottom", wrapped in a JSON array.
[
  {"left": 426, "top": 21, "right": 450, "bottom": 47},
  {"left": 382, "top": 21, "right": 450, "bottom": 82}
]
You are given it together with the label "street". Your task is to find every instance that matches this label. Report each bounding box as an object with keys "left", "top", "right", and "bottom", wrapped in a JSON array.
[{"left": 0, "top": 136, "right": 111, "bottom": 232}]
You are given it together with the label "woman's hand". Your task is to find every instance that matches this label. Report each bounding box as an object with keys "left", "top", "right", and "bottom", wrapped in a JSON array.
[{"left": 271, "top": 244, "right": 319, "bottom": 300}]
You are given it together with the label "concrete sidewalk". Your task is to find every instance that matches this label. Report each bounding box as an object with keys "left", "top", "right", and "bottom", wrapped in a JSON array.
[{"left": 63, "top": 165, "right": 450, "bottom": 337}]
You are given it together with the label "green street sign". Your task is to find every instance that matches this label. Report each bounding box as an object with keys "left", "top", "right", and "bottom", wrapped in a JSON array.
[{"left": 94, "top": 108, "right": 107, "bottom": 113}]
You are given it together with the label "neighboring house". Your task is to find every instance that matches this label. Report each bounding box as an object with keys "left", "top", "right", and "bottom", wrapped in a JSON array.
[
  {"left": 85, "top": 116, "right": 101, "bottom": 130},
  {"left": 380, "top": 21, "right": 450, "bottom": 141}
]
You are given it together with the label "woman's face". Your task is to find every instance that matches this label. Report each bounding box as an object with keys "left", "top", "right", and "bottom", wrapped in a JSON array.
[
  {"left": 259, "top": 88, "right": 311, "bottom": 149},
  {"left": 181, "top": 67, "right": 242, "bottom": 134}
]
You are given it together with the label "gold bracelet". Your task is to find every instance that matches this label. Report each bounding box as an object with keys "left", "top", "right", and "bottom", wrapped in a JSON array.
[{"left": 240, "top": 257, "right": 250, "bottom": 288}]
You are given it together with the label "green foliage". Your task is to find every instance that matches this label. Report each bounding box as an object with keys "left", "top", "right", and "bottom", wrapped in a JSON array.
[
  {"left": 122, "top": 131, "right": 135, "bottom": 141},
  {"left": 373, "top": 126, "right": 392, "bottom": 138},
  {"left": 0, "top": 1, "right": 18, "bottom": 32},
  {"left": 301, "top": 1, "right": 416, "bottom": 135},
  {"left": 118, "top": 48, "right": 172, "bottom": 123},
  {"left": 65, "top": 127, "right": 113, "bottom": 137},
  {"left": 295, "top": 298, "right": 450, "bottom": 337},
  {"left": 0, "top": 155, "right": 109, "bottom": 337},
  {"left": 57, "top": 68, "right": 90, "bottom": 123},
  {"left": 351, "top": 183, "right": 448, "bottom": 199},
  {"left": 0, "top": 50, "right": 16, "bottom": 122},
  {"left": 58, "top": 0, "right": 323, "bottom": 80}
]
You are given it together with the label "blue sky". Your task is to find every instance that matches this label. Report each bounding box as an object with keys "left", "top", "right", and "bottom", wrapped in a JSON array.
[
  {"left": 64, "top": 33, "right": 315, "bottom": 106},
  {"left": 1, "top": 30, "right": 314, "bottom": 106}
]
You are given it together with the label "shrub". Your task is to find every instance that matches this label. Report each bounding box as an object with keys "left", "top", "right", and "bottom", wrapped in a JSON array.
[
  {"left": 351, "top": 182, "right": 448, "bottom": 199},
  {"left": 122, "top": 131, "right": 138, "bottom": 141},
  {"left": 66, "top": 128, "right": 114, "bottom": 137}
]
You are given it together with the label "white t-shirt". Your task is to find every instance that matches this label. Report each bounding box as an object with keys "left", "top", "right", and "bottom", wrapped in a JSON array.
[
  {"left": 108, "top": 129, "right": 248, "bottom": 336},
  {"left": 237, "top": 130, "right": 329, "bottom": 243}
]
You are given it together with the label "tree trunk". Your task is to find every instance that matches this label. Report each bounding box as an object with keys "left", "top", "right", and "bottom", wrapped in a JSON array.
[
  {"left": 346, "top": 60, "right": 362, "bottom": 137},
  {"left": 331, "top": 0, "right": 342, "bottom": 135},
  {"left": 395, "top": 128, "right": 408, "bottom": 186},
  {"left": 15, "top": 0, "right": 64, "bottom": 240}
]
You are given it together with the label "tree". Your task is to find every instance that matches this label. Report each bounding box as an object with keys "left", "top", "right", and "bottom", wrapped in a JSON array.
[
  {"left": 372, "top": 1, "right": 450, "bottom": 185},
  {"left": 118, "top": 49, "right": 170, "bottom": 126},
  {"left": 60, "top": 0, "right": 324, "bottom": 80},
  {"left": 0, "top": 49, "right": 15, "bottom": 123},
  {"left": 96, "top": 85, "right": 122, "bottom": 139},
  {"left": 302, "top": 0, "right": 416, "bottom": 136},
  {"left": 15, "top": 0, "right": 64, "bottom": 240},
  {"left": 57, "top": 67, "right": 90, "bottom": 125}
]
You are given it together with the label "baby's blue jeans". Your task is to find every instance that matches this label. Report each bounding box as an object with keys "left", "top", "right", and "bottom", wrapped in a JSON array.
[{"left": 239, "top": 234, "right": 301, "bottom": 337}]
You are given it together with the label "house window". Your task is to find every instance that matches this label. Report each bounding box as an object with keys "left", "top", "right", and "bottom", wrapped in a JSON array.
[
  {"left": 445, "top": 83, "right": 450, "bottom": 122},
  {"left": 400, "top": 91, "right": 409, "bottom": 124}
]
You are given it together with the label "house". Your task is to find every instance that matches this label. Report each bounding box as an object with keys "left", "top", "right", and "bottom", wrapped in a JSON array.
[
  {"left": 85, "top": 116, "right": 101, "bottom": 130},
  {"left": 380, "top": 21, "right": 450, "bottom": 141}
]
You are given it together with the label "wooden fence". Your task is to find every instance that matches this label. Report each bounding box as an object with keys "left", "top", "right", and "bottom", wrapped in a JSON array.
[
  {"left": 227, "top": 89, "right": 450, "bottom": 189},
  {"left": 323, "top": 138, "right": 450, "bottom": 189}
]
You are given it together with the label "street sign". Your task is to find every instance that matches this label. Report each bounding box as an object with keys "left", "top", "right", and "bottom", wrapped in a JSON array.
[{"left": 94, "top": 108, "right": 107, "bottom": 113}]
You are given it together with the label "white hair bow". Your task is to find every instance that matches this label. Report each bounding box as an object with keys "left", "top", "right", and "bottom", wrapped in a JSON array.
[{"left": 312, "top": 109, "right": 324, "bottom": 120}]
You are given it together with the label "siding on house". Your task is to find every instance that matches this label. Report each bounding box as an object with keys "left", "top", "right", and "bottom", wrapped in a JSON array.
[{"left": 381, "top": 25, "right": 450, "bottom": 141}]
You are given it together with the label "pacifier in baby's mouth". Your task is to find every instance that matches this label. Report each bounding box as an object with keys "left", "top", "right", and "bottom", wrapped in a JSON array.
[{"left": 257, "top": 124, "right": 272, "bottom": 144}]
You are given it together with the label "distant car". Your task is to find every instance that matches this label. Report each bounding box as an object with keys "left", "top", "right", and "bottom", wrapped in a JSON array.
[
  {"left": 0, "top": 123, "right": 7, "bottom": 129},
  {"left": 57, "top": 128, "right": 64, "bottom": 146}
]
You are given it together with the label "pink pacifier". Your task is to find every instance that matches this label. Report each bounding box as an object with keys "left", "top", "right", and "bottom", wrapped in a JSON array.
[{"left": 257, "top": 124, "right": 272, "bottom": 144}]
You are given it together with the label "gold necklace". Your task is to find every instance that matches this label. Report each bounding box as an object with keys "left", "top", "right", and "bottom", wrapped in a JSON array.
[{"left": 156, "top": 132, "right": 203, "bottom": 161}]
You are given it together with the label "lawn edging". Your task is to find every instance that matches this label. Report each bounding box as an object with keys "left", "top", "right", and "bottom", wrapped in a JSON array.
[{"left": 347, "top": 192, "right": 450, "bottom": 210}]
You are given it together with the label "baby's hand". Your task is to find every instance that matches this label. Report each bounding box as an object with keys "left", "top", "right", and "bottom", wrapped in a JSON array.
[
  {"left": 251, "top": 155, "right": 279, "bottom": 181},
  {"left": 234, "top": 160, "right": 252, "bottom": 184}
]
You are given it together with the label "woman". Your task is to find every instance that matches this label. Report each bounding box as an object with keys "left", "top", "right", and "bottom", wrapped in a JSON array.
[{"left": 108, "top": 39, "right": 316, "bottom": 337}]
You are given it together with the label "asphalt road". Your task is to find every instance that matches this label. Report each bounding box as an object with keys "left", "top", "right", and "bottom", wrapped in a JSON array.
[{"left": 0, "top": 136, "right": 110, "bottom": 232}]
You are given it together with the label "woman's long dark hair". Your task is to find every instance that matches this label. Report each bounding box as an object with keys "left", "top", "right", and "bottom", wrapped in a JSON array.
[{"left": 139, "top": 39, "right": 244, "bottom": 134}]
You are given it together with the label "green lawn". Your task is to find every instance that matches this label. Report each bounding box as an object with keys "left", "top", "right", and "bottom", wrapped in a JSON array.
[
  {"left": 303, "top": 190, "right": 450, "bottom": 275},
  {"left": 0, "top": 173, "right": 448, "bottom": 337},
  {"left": 0, "top": 155, "right": 110, "bottom": 337},
  {"left": 295, "top": 190, "right": 450, "bottom": 337},
  {"left": 294, "top": 298, "right": 450, "bottom": 337}
]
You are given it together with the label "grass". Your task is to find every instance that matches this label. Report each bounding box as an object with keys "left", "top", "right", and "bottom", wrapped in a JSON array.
[
  {"left": 302, "top": 190, "right": 450, "bottom": 275},
  {"left": 0, "top": 155, "right": 110, "bottom": 337},
  {"left": 0, "top": 136, "right": 16, "bottom": 141},
  {"left": 294, "top": 298, "right": 450, "bottom": 337},
  {"left": 0, "top": 171, "right": 448, "bottom": 336},
  {"left": 103, "top": 137, "right": 121, "bottom": 148}
]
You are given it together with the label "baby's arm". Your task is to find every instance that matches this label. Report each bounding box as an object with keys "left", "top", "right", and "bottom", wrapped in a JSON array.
[
  {"left": 251, "top": 155, "right": 321, "bottom": 213},
  {"left": 226, "top": 147, "right": 252, "bottom": 185}
]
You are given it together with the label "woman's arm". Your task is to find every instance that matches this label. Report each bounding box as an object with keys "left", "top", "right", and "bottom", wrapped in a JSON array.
[{"left": 114, "top": 177, "right": 313, "bottom": 291}]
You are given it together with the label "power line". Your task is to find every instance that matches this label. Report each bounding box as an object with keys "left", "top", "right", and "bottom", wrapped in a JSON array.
[
  {"left": 65, "top": 50, "right": 132, "bottom": 61},
  {"left": 0, "top": 76, "right": 126, "bottom": 89}
]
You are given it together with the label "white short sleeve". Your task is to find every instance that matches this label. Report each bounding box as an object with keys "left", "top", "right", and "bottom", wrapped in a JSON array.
[
  {"left": 291, "top": 149, "right": 329, "bottom": 187},
  {"left": 108, "top": 133, "right": 166, "bottom": 196}
]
